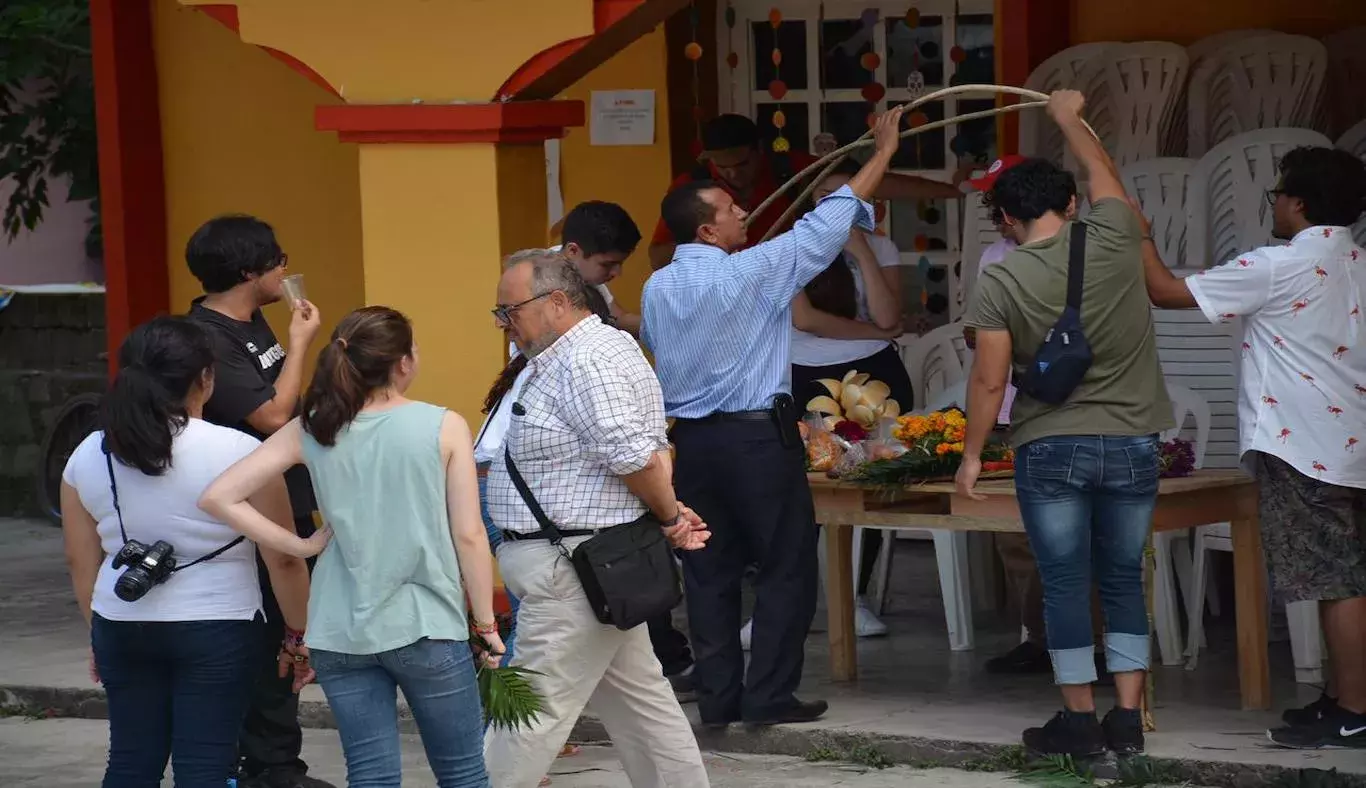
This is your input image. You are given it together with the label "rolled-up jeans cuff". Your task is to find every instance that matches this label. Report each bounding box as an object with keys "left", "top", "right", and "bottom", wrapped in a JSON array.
[
  {"left": 1104, "top": 632, "right": 1149, "bottom": 674},
  {"left": 1049, "top": 646, "right": 1097, "bottom": 685}
]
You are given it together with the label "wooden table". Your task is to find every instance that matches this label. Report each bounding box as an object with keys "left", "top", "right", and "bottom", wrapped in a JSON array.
[{"left": 810, "top": 470, "right": 1270, "bottom": 710}]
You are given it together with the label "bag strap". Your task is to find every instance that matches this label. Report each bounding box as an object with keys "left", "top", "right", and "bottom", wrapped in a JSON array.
[
  {"left": 1065, "top": 221, "right": 1087, "bottom": 313},
  {"left": 503, "top": 446, "right": 565, "bottom": 546},
  {"left": 103, "top": 443, "right": 245, "bottom": 573}
]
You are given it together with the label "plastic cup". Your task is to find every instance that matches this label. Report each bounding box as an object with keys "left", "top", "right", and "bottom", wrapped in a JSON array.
[{"left": 281, "top": 274, "right": 307, "bottom": 308}]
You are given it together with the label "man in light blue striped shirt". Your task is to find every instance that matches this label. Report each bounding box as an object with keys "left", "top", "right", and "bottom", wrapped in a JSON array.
[{"left": 640, "top": 107, "right": 907, "bottom": 728}]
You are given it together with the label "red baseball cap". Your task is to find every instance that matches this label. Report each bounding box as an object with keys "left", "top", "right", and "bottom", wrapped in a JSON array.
[{"left": 967, "top": 154, "right": 1028, "bottom": 193}]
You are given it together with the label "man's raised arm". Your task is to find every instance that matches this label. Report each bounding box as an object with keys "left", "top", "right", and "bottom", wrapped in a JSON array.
[{"left": 1049, "top": 90, "right": 1126, "bottom": 206}]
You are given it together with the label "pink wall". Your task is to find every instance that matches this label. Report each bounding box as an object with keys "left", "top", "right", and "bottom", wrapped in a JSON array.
[{"left": 0, "top": 176, "right": 104, "bottom": 286}]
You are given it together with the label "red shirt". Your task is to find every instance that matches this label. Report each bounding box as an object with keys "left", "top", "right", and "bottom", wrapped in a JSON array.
[{"left": 651, "top": 150, "right": 819, "bottom": 250}]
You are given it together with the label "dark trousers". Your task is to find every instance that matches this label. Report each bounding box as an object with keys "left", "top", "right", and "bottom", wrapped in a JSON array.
[
  {"left": 673, "top": 417, "right": 818, "bottom": 723},
  {"left": 647, "top": 610, "right": 693, "bottom": 676},
  {"left": 93, "top": 614, "right": 260, "bottom": 788},
  {"left": 792, "top": 343, "right": 914, "bottom": 594},
  {"left": 238, "top": 515, "right": 315, "bottom": 777}
]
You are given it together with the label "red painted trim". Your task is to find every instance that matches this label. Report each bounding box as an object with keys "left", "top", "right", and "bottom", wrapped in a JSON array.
[
  {"left": 196, "top": 4, "right": 342, "bottom": 97},
  {"left": 996, "top": 0, "right": 1071, "bottom": 155},
  {"left": 495, "top": 37, "right": 593, "bottom": 101},
  {"left": 315, "top": 101, "right": 586, "bottom": 144},
  {"left": 91, "top": 0, "right": 169, "bottom": 375}
]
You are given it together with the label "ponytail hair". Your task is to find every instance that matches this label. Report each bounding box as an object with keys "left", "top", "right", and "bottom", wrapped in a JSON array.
[
  {"left": 302, "top": 306, "right": 414, "bottom": 447},
  {"left": 102, "top": 316, "right": 215, "bottom": 476}
]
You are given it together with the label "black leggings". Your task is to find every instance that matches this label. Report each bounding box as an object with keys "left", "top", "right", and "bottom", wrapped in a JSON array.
[{"left": 792, "top": 343, "right": 915, "bottom": 594}]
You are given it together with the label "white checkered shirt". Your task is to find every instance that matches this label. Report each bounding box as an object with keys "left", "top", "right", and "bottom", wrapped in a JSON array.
[{"left": 486, "top": 315, "right": 668, "bottom": 533}]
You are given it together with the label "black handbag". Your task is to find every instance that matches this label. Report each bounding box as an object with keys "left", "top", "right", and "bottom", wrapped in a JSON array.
[
  {"left": 1017, "top": 222, "right": 1093, "bottom": 405},
  {"left": 503, "top": 448, "right": 682, "bottom": 630}
]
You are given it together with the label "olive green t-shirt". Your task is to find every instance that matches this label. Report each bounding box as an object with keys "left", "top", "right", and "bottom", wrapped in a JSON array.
[{"left": 964, "top": 197, "right": 1174, "bottom": 448}]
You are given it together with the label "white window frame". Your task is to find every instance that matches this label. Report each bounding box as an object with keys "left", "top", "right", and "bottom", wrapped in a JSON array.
[{"left": 718, "top": 0, "right": 994, "bottom": 329}]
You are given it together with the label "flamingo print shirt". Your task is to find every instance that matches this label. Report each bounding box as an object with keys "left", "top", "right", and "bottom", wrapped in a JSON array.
[{"left": 1185, "top": 226, "right": 1366, "bottom": 488}]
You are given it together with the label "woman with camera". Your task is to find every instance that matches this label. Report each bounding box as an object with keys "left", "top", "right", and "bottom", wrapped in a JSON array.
[
  {"left": 201, "top": 306, "right": 501, "bottom": 788},
  {"left": 60, "top": 316, "right": 314, "bottom": 788}
]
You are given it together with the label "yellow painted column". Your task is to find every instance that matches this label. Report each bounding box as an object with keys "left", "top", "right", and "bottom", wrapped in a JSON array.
[{"left": 316, "top": 101, "right": 581, "bottom": 425}]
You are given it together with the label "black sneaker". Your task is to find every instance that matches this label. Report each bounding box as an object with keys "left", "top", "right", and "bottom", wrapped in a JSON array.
[
  {"left": 985, "top": 641, "right": 1052, "bottom": 674},
  {"left": 1281, "top": 693, "right": 1337, "bottom": 727},
  {"left": 1022, "top": 711, "right": 1107, "bottom": 759},
  {"left": 1267, "top": 703, "right": 1366, "bottom": 749},
  {"left": 245, "top": 769, "right": 338, "bottom": 788},
  {"left": 744, "top": 699, "right": 829, "bottom": 726},
  {"left": 1101, "top": 707, "right": 1145, "bottom": 755}
]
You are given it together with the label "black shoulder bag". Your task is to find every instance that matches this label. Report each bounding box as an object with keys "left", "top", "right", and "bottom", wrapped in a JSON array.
[
  {"left": 1017, "top": 222, "right": 1093, "bottom": 405},
  {"left": 503, "top": 447, "right": 682, "bottom": 631}
]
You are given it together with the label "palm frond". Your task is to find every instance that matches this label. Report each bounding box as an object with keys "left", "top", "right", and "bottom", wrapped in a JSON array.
[{"left": 479, "top": 664, "right": 545, "bottom": 732}]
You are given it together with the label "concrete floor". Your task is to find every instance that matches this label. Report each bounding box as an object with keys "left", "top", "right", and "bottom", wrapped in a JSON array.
[
  {"left": 0, "top": 717, "right": 1048, "bottom": 787},
  {"left": 2, "top": 517, "right": 1362, "bottom": 783}
]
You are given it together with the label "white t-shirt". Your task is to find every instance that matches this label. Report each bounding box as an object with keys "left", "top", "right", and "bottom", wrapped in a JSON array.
[
  {"left": 1185, "top": 225, "right": 1366, "bottom": 488},
  {"left": 790, "top": 233, "right": 901, "bottom": 367},
  {"left": 62, "top": 419, "right": 264, "bottom": 621}
]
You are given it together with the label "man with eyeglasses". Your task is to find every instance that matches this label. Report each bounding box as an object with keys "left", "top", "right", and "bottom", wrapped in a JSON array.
[
  {"left": 185, "top": 215, "right": 333, "bottom": 788},
  {"left": 1141, "top": 146, "right": 1366, "bottom": 750}
]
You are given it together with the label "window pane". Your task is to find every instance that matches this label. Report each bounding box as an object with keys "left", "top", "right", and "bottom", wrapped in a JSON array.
[
  {"left": 821, "top": 102, "right": 871, "bottom": 148},
  {"left": 821, "top": 19, "right": 873, "bottom": 90},
  {"left": 755, "top": 103, "right": 810, "bottom": 155},
  {"left": 896, "top": 264, "right": 954, "bottom": 334},
  {"left": 752, "top": 21, "right": 809, "bottom": 91},
  {"left": 886, "top": 15, "right": 944, "bottom": 89},
  {"left": 953, "top": 13, "right": 995, "bottom": 86},
  {"left": 889, "top": 197, "right": 951, "bottom": 253},
  {"left": 889, "top": 100, "right": 946, "bottom": 170},
  {"left": 953, "top": 98, "right": 998, "bottom": 163}
]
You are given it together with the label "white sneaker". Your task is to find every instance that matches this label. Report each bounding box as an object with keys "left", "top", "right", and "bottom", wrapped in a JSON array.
[
  {"left": 855, "top": 596, "right": 888, "bottom": 638},
  {"left": 740, "top": 619, "right": 753, "bottom": 651}
]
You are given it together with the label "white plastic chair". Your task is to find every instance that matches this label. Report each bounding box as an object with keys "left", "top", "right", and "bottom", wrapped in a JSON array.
[
  {"left": 957, "top": 193, "right": 999, "bottom": 321},
  {"left": 1168, "top": 30, "right": 1278, "bottom": 155},
  {"left": 1065, "top": 43, "right": 1189, "bottom": 171},
  {"left": 1187, "top": 128, "right": 1334, "bottom": 270},
  {"left": 1322, "top": 27, "right": 1366, "bottom": 140},
  {"left": 1186, "top": 34, "right": 1328, "bottom": 157},
  {"left": 1020, "top": 43, "right": 1115, "bottom": 164},
  {"left": 1122, "top": 158, "right": 1196, "bottom": 269},
  {"left": 1339, "top": 120, "right": 1366, "bottom": 248}
]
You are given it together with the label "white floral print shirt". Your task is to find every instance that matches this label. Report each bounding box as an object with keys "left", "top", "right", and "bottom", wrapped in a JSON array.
[{"left": 1186, "top": 226, "right": 1366, "bottom": 488}]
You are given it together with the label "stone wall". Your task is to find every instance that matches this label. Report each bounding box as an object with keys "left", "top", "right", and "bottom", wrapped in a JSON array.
[{"left": 0, "top": 294, "right": 107, "bottom": 517}]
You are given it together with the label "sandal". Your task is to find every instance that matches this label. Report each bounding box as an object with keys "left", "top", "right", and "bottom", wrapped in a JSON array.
[{"left": 557, "top": 744, "right": 581, "bottom": 758}]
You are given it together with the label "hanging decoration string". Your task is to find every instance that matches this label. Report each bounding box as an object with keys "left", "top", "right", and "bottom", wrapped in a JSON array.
[
  {"left": 724, "top": 2, "right": 737, "bottom": 113},
  {"left": 682, "top": 1, "right": 705, "bottom": 157},
  {"left": 767, "top": 7, "right": 789, "bottom": 153},
  {"left": 745, "top": 84, "right": 1098, "bottom": 243}
]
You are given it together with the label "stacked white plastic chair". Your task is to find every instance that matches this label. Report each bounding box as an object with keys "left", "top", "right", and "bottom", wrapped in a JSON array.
[
  {"left": 957, "top": 191, "right": 998, "bottom": 320},
  {"left": 1168, "top": 30, "right": 1277, "bottom": 155},
  {"left": 1065, "top": 43, "right": 1189, "bottom": 172},
  {"left": 1149, "top": 381, "right": 1209, "bottom": 666},
  {"left": 1339, "top": 120, "right": 1366, "bottom": 248},
  {"left": 1020, "top": 43, "right": 1115, "bottom": 164},
  {"left": 1187, "top": 127, "right": 1334, "bottom": 271},
  {"left": 1123, "top": 158, "right": 1194, "bottom": 269},
  {"left": 1322, "top": 27, "right": 1366, "bottom": 141},
  {"left": 1185, "top": 34, "right": 1328, "bottom": 158}
]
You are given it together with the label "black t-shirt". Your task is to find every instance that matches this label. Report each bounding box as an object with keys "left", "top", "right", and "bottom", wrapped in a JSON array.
[{"left": 188, "top": 299, "right": 316, "bottom": 517}]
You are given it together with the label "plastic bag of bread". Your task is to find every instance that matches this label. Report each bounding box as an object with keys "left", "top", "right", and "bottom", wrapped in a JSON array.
[{"left": 805, "top": 425, "right": 844, "bottom": 472}]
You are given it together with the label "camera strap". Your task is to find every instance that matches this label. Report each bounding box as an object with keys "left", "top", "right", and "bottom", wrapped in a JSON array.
[{"left": 103, "top": 447, "right": 245, "bottom": 573}]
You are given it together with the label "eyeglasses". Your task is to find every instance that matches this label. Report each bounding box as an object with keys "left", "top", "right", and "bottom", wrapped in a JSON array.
[
  {"left": 1265, "top": 189, "right": 1284, "bottom": 206},
  {"left": 265, "top": 252, "right": 289, "bottom": 271},
  {"left": 492, "top": 291, "right": 555, "bottom": 324}
]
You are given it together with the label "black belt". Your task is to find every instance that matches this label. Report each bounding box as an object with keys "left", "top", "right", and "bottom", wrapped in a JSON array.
[
  {"left": 674, "top": 409, "right": 772, "bottom": 424},
  {"left": 502, "top": 528, "right": 600, "bottom": 542}
]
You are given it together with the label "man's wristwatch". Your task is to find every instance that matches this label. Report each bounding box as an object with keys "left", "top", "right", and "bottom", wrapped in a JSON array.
[{"left": 661, "top": 511, "right": 682, "bottom": 528}]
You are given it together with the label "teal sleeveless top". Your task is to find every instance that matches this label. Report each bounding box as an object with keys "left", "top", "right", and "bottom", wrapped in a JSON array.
[{"left": 301, "top": 401, "right": 467, "bottom": 654}]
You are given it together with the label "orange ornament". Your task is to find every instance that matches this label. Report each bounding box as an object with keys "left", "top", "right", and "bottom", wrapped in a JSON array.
[
  {"left": 904, "top": 8, "right": 921, "bottom": 27},
  {"left": 771, "top": 48, "right": 782, "bottom": 66},
  {"left": 907, "top": 111, "right": 930, "bottom": 128},
  {"left": 768, "top": 7, "right": 782, "bottom": 27},
  {"left": 860, "top": 52, "right": 881, "bottom": 71},
  {"left": 768, "top": 79, "right": 788, "bottom": 99},
  {"left": 914, "top": 234, "right": 930, "bottom": 251},
  {"left": 949, "top": 45, "right": 967, "bottom": 63},
  {"left": 684, "top": 42, "right": 704, "bottom": 61},
  {"left": 866, "top": 111, "right": 877, "bottom": 129},
  {"left": 772, "top": 110, "right": 787, "bottom": 129},
  {"left": 861, "top": 82, "right": 886, "bottom": 102},
  {"left": 726, "top": 51, "right": 739, "bottom": 69}
]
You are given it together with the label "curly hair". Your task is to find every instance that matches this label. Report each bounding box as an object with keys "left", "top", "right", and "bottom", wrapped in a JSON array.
[
  {"left": 990, "top": 158, "right": 1077, "bottom": 223},
  {"left": 1278, "top": 146, "right": 1366, "bottom": 228}
]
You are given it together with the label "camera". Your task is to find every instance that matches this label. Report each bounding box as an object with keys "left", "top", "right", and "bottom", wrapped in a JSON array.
[{"left": 111, "top": 539, "right": 177, "bottom": 602}]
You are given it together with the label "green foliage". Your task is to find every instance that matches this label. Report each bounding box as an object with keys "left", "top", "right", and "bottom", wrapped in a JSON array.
[
  {"left": 1018, "top": 754, "right": 1096, "bottom": 787},
  {"left": 478, "top": 663, "right": 545, "bottom": 732},
  {"left": 0, "top": 0, "right": 100, "bottom": 256}
]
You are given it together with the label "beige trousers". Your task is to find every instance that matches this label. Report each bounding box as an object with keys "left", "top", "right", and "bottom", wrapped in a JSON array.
[{"left": 485, "top": 538, "right": 708, "bottom": 788}]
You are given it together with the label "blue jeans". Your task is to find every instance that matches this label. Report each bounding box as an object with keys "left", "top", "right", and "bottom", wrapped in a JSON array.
[
  {"left": 1015, "top": 434, "right": 1159, "bottom": 685},
  {"left": 311, "top": 639, "right": 488, "bottom": 788},
  {"left": 477, "top": 473, "right": 518, "bottom": 663},
  {"left": 91, "top": 614, "right": 260, "bottom": 788}
]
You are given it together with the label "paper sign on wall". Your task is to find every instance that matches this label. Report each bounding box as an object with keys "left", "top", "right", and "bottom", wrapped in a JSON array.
[{"left": 590, "top": 90, "right": 655, "bottom": 146}]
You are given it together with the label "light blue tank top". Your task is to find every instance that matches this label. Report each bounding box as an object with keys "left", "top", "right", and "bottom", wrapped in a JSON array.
[{"left": 301, "top": 401, "right": 467, "bottom": 654}]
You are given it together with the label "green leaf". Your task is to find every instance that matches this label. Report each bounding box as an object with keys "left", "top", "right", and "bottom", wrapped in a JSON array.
[{"left": 478, "top": 664, "right": 546, "bottom": 732}]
